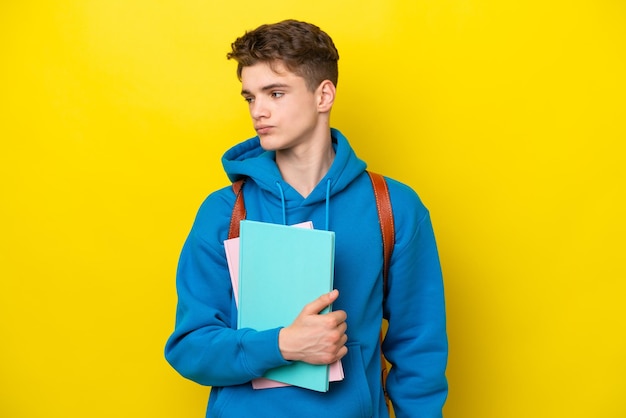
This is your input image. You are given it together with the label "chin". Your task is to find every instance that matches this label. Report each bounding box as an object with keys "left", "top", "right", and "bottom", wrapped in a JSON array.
[{"left": 258, "top": 136, "right": 280, "bottom": 151}]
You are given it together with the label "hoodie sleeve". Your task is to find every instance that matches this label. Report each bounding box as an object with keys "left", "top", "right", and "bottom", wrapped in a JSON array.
[
  {"left": 382, "top": 182, "right": 449, "bottom": 417},
  {"left": 164, "top": 190, "right": 291, "bottom": 387}
]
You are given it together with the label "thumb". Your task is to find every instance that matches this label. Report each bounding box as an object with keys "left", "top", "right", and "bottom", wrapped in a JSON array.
[{"left": 300, "top": 289, "right": 339, "bottom": 315}]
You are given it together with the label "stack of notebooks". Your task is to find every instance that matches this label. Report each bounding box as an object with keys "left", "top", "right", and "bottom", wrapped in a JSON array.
[{"left": 224, "top": 220, "right": 344, "bottom": 392}]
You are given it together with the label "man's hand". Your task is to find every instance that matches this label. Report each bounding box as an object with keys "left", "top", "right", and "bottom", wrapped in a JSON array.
[{"left": 278, "top": 289, "right": 348, "bottom": 365}]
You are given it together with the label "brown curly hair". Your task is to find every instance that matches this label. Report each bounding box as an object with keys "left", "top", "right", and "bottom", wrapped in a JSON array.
[{"left": 226, "top": 20, "right": 339, "bottom": 91}]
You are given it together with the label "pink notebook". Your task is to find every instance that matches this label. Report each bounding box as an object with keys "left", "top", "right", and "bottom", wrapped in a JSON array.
[{"left": 224, "top": 221, "right": 344, "bottom": 389}]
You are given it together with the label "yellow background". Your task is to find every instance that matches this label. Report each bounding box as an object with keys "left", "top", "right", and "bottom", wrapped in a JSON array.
[{"left": 1, "top": 1, "right": 625, "bottom": 417}]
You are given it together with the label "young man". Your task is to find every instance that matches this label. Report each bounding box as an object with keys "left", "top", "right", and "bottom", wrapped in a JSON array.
[{"left": 165, "top": 20, "right": 448, "bottom": 417}]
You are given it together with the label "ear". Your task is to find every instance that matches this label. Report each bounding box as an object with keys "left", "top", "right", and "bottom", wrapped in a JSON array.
[{"left": 316, "top": 80, "right": 336, "bottom": 113}]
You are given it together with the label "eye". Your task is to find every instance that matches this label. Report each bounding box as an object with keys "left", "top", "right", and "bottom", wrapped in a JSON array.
[
  {"left": 243, "top": 96, "right": 254, "bottom": 104},
  {"left": 271, "top": 91, "right": 284, "bottom": 99}
]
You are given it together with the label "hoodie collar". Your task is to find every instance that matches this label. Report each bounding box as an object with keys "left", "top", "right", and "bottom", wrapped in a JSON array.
[{"left": 221, "top": 128, "right": 367, "bottom": 227}]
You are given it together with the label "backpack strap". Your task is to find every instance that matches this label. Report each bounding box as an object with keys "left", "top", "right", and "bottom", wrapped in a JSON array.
[
  {"left": 366, "top": 171, "right": 395, "bottom": 297},
  {"left": 228, "top": 178, "right": 246, "bottom": 239},
  {"left": 366, "top": 171, "right": 395, "bottom": 413}
]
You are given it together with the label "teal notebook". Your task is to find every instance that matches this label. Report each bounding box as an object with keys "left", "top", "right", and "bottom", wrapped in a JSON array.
[{"left": 237, "top": 220, "right": 336, "bottom": 392}]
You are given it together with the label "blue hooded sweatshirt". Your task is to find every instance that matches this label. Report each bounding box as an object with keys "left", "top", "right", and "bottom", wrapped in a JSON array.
[{"left": 165, "top": 128, "right": 448, "bottom": 417}]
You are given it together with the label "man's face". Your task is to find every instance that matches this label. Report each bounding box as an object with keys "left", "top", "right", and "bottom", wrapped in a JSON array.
[{"left": 241, "top": 61, "right": 322, "bottom": 152}]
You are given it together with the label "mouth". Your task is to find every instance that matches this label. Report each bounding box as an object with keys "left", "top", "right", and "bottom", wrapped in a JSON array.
[{"left": 255, "top": 125, "right": 273, "bottom": 135}]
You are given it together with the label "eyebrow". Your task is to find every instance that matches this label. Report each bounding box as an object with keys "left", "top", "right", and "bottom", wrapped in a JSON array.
[{"left": 241, "top": 83, "right": 290, "bottom": 96}]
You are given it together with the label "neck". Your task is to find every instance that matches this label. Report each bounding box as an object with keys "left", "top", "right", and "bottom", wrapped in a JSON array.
[{"left": 276, "top": 134, "right": 335, "bottom": 198}]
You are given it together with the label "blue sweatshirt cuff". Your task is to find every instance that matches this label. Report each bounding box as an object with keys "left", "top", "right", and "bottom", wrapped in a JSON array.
[{"left": 240, "top": 327, "right": 291, "bottom": 377}]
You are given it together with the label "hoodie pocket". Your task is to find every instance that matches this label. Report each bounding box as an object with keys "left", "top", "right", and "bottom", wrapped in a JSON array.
[
  {"left": 334, "top": 342, "right": 374, "bottom": 417},
  {"left": 209, "top": 343, "right": 373, "bottom": 418}
]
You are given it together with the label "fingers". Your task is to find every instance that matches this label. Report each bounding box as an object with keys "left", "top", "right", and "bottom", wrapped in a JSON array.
[
  {"left": 300, "top": 289, "right": 340, "bottom": 316},
  {"left": 324, "top": 310, "right": 348, "bottom": 329},
  {"left": 278, "top": 289, "right": 349, "bottom": 364}
]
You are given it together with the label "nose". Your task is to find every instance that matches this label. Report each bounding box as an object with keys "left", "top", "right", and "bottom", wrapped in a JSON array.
[{"left": 250, "top": 98, "right": 269, "bottom": 120}]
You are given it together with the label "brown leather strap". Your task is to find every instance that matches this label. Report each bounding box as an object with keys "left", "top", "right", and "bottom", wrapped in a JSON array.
[
  {"left": 367, "top": 171, "right": 395, "bottom": 296},
  {"left": 228, "top": 179, "right": 246, "bottom": 239},
  {"left": 366, "top": 171, "right": 395, "bottom": 414}
]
